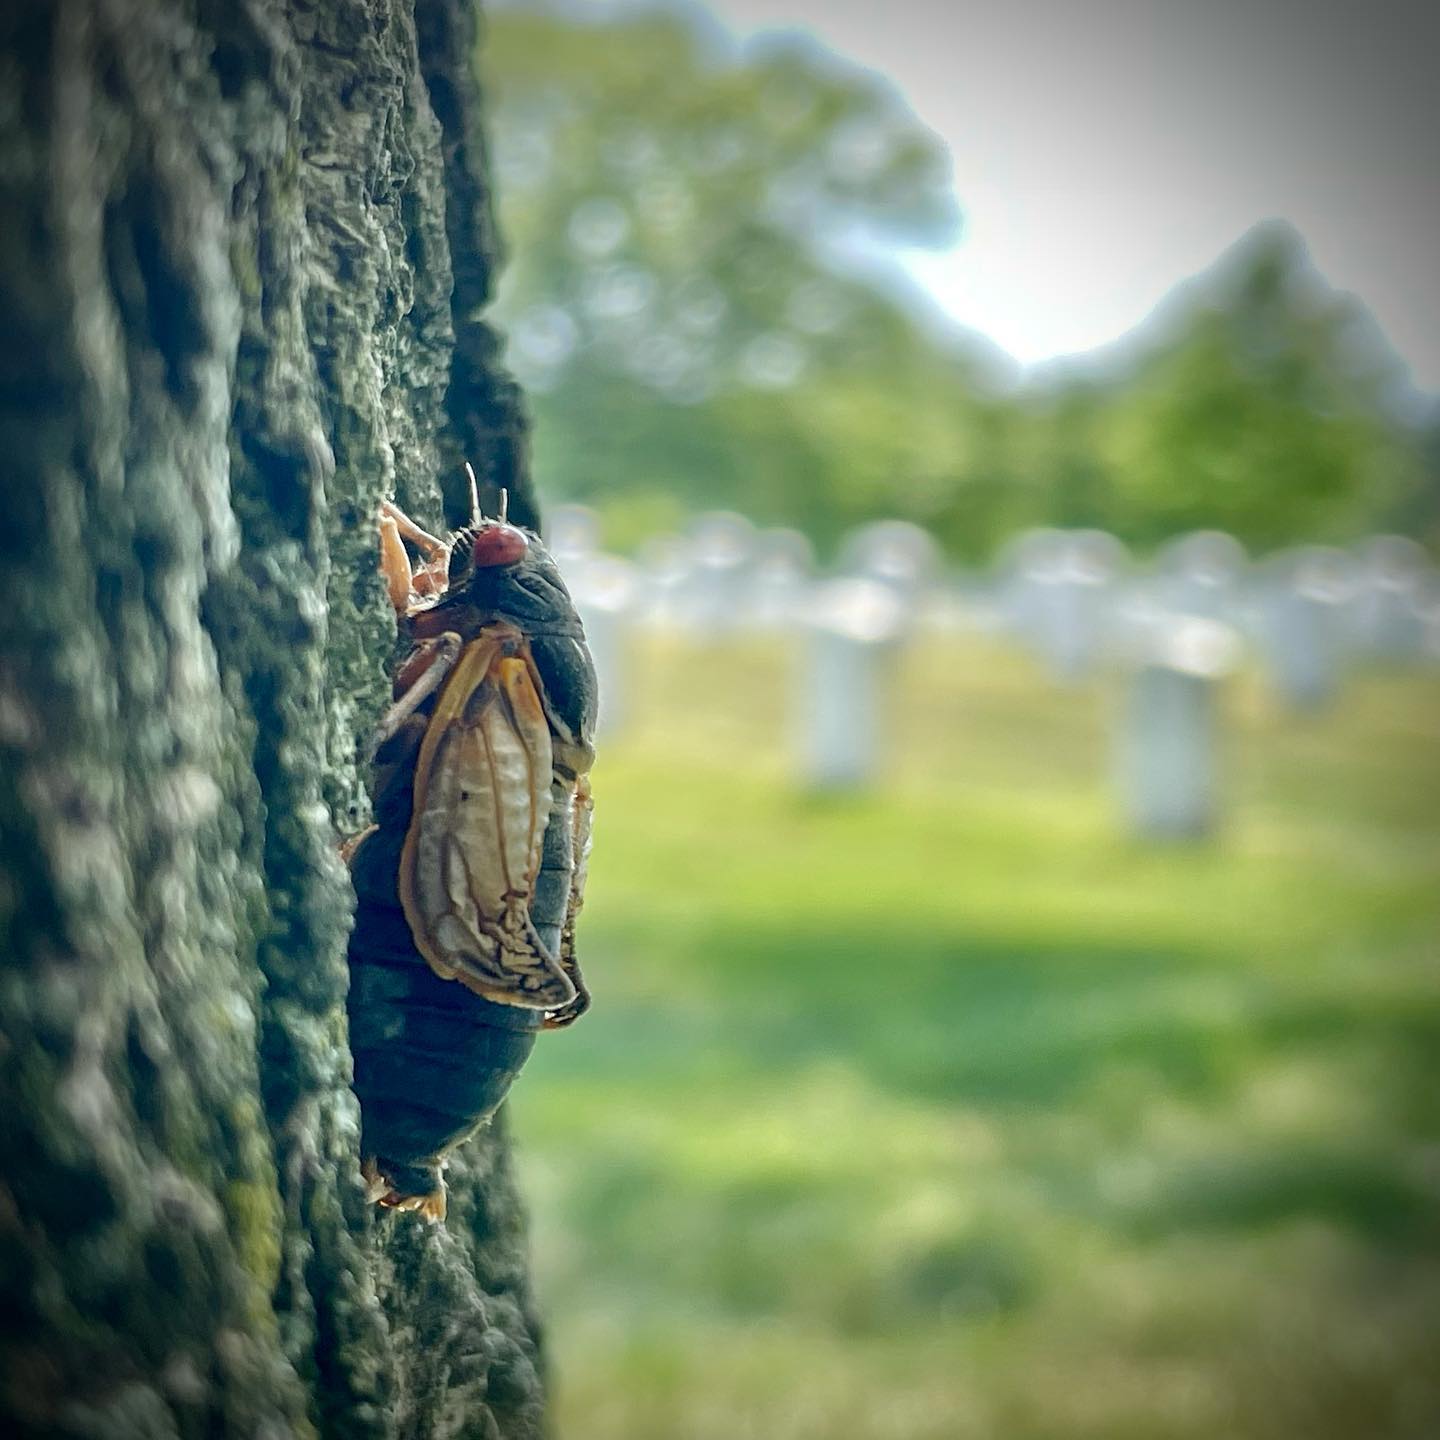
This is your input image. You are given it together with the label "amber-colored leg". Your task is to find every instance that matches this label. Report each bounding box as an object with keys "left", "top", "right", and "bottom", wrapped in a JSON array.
[
  {"left": 361, "top": 1159, "right": 448, "bottom": 1221},
  {"left": 386, "top": 1189, "right": 447, "bottom": 1222},
  {"left": 380, "top": 500, "right": 451, "bottom": 604},
  {"left": 361, "top": 1157, "right": 389, "bottom": 1203},
  {"left": 340, "top": 824, "right": 379, "bottom": 867},
  {"left": 381, "top": 499, "right": 447, "bottom": 562},
  {"left": 541, "top": 988, "right": 590, "bottom": 1031},
  {"left": 378, "top": 512, "right": 414, "bottom": 614},
  {"left": 368, "top": 631, "right": 463, "bottom": 756}
]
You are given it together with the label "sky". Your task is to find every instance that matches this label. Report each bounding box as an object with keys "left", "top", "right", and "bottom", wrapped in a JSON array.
[{"left": 683, "top": 0, "right": 1440, "bottom": 391}]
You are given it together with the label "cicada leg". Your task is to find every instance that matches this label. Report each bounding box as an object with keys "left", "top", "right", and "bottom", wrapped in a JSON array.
[
  {"left": 361, "top": 1156, "right": 389, "bottom": 1203},
  {"left": 368, "top": 631, "right": 463, "bottom": 757},
  {"left": 378, "top": 511, "right": 414, "bottom": 615},
  {"left": 383, "top": 1188, "right": 447, "bottom": 1222},
  {"left": 381, "top": 498, "right": 448, "bottom": 561},
  {"left": 541, "top": 985, "right": 589, "bottom": 1032},
  {"left": 340, "top": 824, "right": 378, "bottom": 867},
  {"left": 381, "top": 499, "right": 451, "bottom": 604},
  {"left": 362, "top": 1158, "right": 448, "bottom": 1221}
]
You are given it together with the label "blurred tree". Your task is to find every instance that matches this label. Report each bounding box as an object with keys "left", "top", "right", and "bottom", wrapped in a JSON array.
[
  {"left": 1405, "top": 411, "right": 1440, "bottom": 547},
  {"left": 1080, "top": 222, "right": 1429, "bottom": 549},
  {"left": 482, "top": 2, "right": 1009, "bottom": 555},
  {"left": 484, "top": 8, "right": 1432, "bottom": 560}
]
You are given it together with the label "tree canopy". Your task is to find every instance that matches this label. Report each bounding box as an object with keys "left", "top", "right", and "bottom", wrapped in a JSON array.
[
  {"left": 1073, "top": 222, "right": 1430, "bottom": 550},
  {"left": 483, "top": 4, "right": 1434, "bottom": 560}
]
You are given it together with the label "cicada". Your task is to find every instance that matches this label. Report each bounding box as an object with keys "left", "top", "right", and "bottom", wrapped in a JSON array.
[{"left": 345, "top": 469, "right": 597, "bottom": 1219}]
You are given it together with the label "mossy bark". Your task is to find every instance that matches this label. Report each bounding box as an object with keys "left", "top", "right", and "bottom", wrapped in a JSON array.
[{"left": 0, "top": 2, "right": 547, "bottom": 1435}]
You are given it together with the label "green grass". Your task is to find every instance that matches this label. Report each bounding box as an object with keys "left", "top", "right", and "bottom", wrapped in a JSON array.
[{"left": 509, "top": 633, "right": 1440, "bottom": 1439}]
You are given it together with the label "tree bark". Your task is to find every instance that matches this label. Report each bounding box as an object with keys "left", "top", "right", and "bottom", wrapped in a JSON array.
[{"left": 0, "top": 2, "right": 547, "bottom": 1436}]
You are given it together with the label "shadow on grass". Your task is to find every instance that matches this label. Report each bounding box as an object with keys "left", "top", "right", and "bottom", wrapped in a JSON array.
[
  {"left": 552, "top": 916, "right": 1298, "bottom": 1104},
  {"left": 527, "top": 913, "right": 1440, "bottom": 1268},
  {"left": 1120, "top": 1146, "right": 1438, "bottom": 1246}
]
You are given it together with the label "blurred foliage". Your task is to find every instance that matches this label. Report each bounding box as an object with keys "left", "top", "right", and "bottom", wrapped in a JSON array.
[
  {"left": 482, "top": 3, "right": 1436, "bottom": 560},
  {"left": 482, "top": 2, "right": 987, "bottom": 556},
  {"left": 514, "top": 631, "right": 1440, "bottom": 1439},
  {"left": 1082, "top": 224, "right": 1433, "bottom": 550}
]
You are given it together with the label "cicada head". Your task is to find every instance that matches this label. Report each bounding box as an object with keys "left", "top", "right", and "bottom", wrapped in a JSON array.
[{"left": 447, "top": 518, "right": 530, "bottom": 585}]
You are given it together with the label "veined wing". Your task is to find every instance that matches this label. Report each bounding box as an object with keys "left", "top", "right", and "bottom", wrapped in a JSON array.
[{"left": 399, "top": 631, "right": 576, "bottom": 1009}]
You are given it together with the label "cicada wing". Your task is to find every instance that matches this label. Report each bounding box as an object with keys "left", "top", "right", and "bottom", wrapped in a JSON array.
[{"left": 399, "top": 633, "right": 576, "bottom": 1010}]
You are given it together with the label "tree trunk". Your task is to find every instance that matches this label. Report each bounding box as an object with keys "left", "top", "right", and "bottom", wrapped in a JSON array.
[{"left": 0, "top": 2, "right": 547, "bottom": 1435}]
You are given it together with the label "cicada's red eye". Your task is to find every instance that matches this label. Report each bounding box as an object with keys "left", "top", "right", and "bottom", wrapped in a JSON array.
[{"left": 471, "top": 523, "right": 528, "bottom": 568}]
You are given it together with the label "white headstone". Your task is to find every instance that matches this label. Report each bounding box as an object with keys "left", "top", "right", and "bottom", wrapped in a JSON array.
[
  {"left": 1115, "top": 616, "right": 1241, "bottom": 840},
  {"left": 796, "top": 578, "right": 907, "bottom": 790},
  {"left": 1345, "top": 535, "right": 1433, "bottom": 663},
  {"left": 1422, "top": 597, "right": 1440, "bottom": 668},
  {"left": 635, "top": 533, "right": 693, "bottom": 630},
  {"left": 743, "top": 528, "right": 814, "bottom": 631},
  {"left": 1251, "top": 547, "right": 1354, "bottom": 710},
  {"left": 997, "top": 528, "right": 1128, "bottom": 683},
  {"left": 567, "top": 554, "right": 639, "bottom": 737},
  {"left": 1153, "top": 531, "right": 1248, "bottom": 623},
  {"left": 675, "top": 511, "right": 757, "bottom": 634},
  {"left": 544, "top": 503, "right": 601, "bottom": 567},
  {"left": 837, "top": 519, "right": 942, "bottom": 604}
]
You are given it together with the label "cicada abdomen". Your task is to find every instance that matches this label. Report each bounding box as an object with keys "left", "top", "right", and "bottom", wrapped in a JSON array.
[
  {"left": 346, "top": 498, "right": 597, "bottom": 1218},
  {"left": 346, "top": 871, "right": 542, "bottom": 1213}
]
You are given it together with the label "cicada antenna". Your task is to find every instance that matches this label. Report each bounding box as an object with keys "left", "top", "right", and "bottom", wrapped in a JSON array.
[{"left": 464, "top": 461, "right": 482, "bottom": 528}]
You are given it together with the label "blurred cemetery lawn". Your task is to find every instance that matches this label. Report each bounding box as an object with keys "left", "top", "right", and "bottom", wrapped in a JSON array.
[{"left": 510, "top": 630, "right": 1440, "bottom": 1440}]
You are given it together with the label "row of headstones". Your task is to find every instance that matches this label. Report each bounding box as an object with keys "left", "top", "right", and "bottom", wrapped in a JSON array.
[
  {"left": 993, "top": 527, "right": 1437, "bottom": 702},
  {"left": 553, "top": 508, "right": 1438, "bottom": 682},
  {"left": 989, "top": 529, "right": 1439, "bottom": 836},
  {"left": 548, "top": 508, "right": 1439, "bottom": 839}
]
